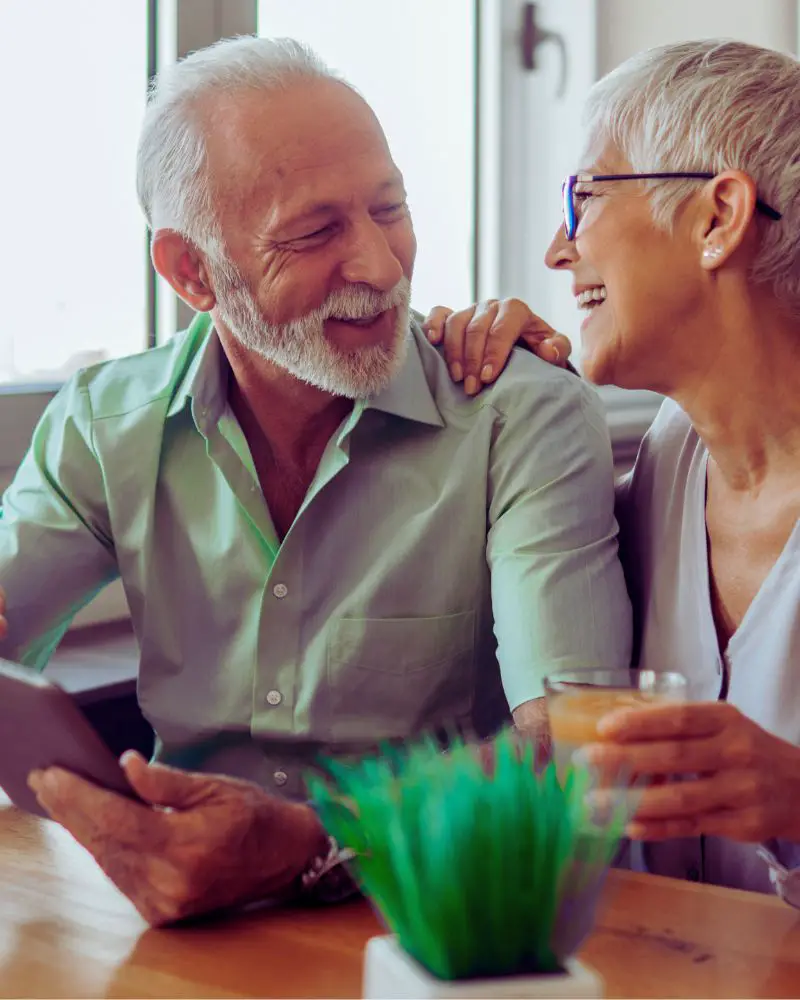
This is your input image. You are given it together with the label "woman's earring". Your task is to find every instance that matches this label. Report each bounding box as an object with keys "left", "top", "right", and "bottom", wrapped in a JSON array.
[{"left": 702, "top": 245, "right": 724, "bottom": 262}]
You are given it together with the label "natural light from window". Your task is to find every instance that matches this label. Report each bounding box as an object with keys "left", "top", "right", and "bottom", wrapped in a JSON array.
[{"left": 0, "top": 1, "right": 148, "bottom": 386}]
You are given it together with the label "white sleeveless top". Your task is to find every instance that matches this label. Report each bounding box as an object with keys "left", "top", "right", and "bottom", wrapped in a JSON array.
[{"left": 616, "top": 398, "right": 800, "bottom": 894}]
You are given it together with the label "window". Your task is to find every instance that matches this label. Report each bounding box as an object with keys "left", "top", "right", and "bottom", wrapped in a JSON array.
[
  {"left": 257, "top": 0, "right": 478, "bottom": 315},
  {"left": 0, "top": 1, "right": 150, "bottom": 387}
]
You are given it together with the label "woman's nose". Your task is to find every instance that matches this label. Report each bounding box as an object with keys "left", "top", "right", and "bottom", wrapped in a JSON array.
[{"left": 544, "top": 225, "right": 578, "bottom": 270}]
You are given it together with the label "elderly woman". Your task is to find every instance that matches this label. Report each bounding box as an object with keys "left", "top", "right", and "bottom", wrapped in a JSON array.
[{"left": 426, "top": 39, "right": 800, "bottom": 904}]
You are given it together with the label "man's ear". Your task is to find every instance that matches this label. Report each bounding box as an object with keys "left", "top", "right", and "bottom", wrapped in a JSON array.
[
  {"left": 151, "top": 230, "right": 216, "bottom": 312},
  {"left": 694, "top": 170, "right": 759, "bottom": 270}
]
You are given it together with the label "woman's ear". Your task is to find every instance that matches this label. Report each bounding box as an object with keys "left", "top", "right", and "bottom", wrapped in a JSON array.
[
  {"left": 696, "top": 170, "right": 759, "bottom": 271},
  {"left": 151, "top": 230, "right": 217, "bottom": 312}
]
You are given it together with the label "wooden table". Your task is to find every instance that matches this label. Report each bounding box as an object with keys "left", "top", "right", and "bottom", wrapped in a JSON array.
[{"left": 1, "top": 800, "right": 799, "bottom": 999}]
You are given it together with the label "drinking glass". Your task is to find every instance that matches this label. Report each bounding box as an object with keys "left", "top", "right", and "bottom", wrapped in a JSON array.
[{"left": 543, "top": 669, "right": 688, "bottom": 785}]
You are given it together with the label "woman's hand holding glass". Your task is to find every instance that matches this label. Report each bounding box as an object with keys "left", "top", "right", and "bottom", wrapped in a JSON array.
[{"left": 584, "top": 701, "right": 800, "bottom": 844}]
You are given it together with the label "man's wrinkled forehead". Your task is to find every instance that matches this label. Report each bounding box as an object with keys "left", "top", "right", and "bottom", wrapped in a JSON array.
[{"left": 198, "top": 80, "right": 398, "bottom": 217}]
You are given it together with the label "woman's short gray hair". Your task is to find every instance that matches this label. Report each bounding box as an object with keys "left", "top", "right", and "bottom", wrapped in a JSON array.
[
  {"left": 136, "top": 35, "right": 345, "bottom": 255},
  {"left": 584, "top": 40, "right": 800, "bottom": 313}
]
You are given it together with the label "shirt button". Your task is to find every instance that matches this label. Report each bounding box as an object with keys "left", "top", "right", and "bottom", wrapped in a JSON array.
[
  {"left": 273, "top": 770, "right": 288, "bottom": 787},
  {"left": 273, "top": 583, "right": 288, "bottom": 599},
  {"left": 265, "top": 689, "right": 282, "bottom": 706}
]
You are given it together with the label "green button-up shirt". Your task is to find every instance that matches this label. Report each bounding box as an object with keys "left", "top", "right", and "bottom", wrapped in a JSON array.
[{"left": 0, "top": 313, "right": 631, "bottom": 797}]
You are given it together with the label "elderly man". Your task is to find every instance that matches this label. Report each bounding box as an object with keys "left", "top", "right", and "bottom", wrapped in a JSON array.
[{"left": 0, "top": 36, "right": 630, "bottom": 924}]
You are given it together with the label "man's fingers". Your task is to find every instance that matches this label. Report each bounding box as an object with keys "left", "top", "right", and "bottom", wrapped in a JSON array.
[
  {"left": 462, "top": 300, "right": 500, "bottom": 394},
  {"left": 28, "top": 766, "right": 129, "bottom": 831},
  {"left": 422, "top": 306, "right": 454, "bottom": 345},
  {"left": 29, "top": 766, "right": 160, "bottom": 849},
  {"left": 121, "top": 751, "right": 217, "bottom": 810},
  {"left": 442, "top": 307, "right": 477, "bottom": 383}
]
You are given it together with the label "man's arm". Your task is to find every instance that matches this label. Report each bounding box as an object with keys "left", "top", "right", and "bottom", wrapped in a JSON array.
[
  {"left": 0, "top": 375, "right": 118, "bottom": 668},
  {"left": 511, "top": 697, "right": 551, "bottom": 761},
  {"left": 486, "top": 361, "right": 633, "bottom": 723}
]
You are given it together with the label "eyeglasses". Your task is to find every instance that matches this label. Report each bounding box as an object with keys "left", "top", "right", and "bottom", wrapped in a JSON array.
[{"left": 561, "top": 172, "right": 783, "bottom": 242}]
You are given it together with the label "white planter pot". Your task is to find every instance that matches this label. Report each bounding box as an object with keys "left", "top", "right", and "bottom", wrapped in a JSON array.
[{"left": 363, "top": 935, "right": 604, "bottom": 999}]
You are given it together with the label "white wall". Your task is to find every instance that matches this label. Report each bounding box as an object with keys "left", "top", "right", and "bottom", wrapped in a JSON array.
[{"left": 598, "top": 0, "right": 798, "bottom": 74}]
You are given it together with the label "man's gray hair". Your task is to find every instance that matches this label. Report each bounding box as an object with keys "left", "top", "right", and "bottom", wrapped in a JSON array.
[
  {"left": 136, "top": 35, "right": 345, "bottom": 255},
  {"left": 583, "top": 40, "right": 800, "bottom": 313}
]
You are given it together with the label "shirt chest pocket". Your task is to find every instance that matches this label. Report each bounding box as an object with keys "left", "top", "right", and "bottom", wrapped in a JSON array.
[{"left": 326, "top": 611, "right": 476, "bottom": 741}]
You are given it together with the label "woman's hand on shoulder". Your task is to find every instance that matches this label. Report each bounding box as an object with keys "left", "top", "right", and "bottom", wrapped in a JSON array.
[{"left": 422, "top": 299, "right": 573, "bottom": 396}]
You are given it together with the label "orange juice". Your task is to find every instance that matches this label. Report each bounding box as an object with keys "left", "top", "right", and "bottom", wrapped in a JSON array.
[{"left": 548, "top": 687, "right": 672, "bottom": 782}]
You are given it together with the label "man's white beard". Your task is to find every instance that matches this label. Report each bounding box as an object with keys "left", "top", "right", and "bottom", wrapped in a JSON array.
[{"left": 208, "top": 254, "right": 411, "bottom": 399}]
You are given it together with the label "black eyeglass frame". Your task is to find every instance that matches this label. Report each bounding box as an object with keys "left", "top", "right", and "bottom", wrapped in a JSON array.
[{"left": 561, "top": 171, "right": 783, "bottom": 241}]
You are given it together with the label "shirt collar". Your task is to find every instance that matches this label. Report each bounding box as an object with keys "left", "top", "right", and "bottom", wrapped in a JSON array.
[
  {"left": 166, "top": 314, "right": 444, "bottom": 430},
  {"left": 366, "top": 325, "right": 445, "bottom": 428},
  {"left": 166, "top": 313, "right": 228, "bottom": 426}
]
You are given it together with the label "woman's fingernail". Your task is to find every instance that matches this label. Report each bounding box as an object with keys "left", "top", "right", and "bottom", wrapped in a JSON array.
[
  {"left": 480, "top": 364, "right": 493, "bottom": 381},
  {"left": 552, "top": 345, "right": 561, "bottom": 362},
  {"left": 464, "top": 376, "right": 478, "bottom": 395},
  {"left": 597, "top": 710, "right": 628, "bottom": 736},
  {"left": 450, "top": 363, "right": 463, "bottom": 382}
]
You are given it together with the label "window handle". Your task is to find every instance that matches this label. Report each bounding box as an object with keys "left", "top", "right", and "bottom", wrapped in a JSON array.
[{"left": 520, "top": 2, "right": 568, "bottom": 98}]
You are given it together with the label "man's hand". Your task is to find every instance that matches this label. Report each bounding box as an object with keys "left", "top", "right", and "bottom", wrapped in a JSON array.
[
  {"left": 422, "top": 300, "right": 572, "bottom": 396},
  {"left": 28, "top": 751, "right": 329, "bottom": 926},
  {"left": 475, "top": 700, "right": 552, "bottom": 775},
  {"left": 583, "top": 702, "right": 800, "bottom": 844},
  {"left": 0, "top": 586, "right": 6, "bottom": 640}
]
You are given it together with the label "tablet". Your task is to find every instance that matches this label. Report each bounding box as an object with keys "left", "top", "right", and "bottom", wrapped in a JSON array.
[{"left": 0, "top": 658, "right": 142, "bottom": 818}]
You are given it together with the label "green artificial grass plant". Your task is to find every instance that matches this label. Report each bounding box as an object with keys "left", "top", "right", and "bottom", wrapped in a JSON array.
[{"left": 307, "top": 729, "right": 629, "bottom": 982}]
